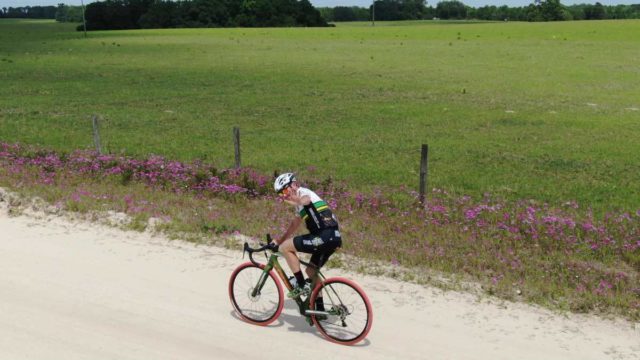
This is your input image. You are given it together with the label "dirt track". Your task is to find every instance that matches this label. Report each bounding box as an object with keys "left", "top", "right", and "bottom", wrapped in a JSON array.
[{"left": 0, "top": 207, "right": 638, "bottom": 360}]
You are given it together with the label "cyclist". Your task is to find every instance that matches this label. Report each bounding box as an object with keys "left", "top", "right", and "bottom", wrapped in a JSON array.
[{"left": 271, "top": 173, "right": 342, "bottom": 312}]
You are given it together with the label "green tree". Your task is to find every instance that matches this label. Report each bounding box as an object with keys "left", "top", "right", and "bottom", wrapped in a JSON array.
[
  {"left": 316, "top": 7, "right": 334, "bottom": 22},
  {"left": 532, "top": 0, "right": 566, "bottom": 21},
  {"left": 584, "top": 2, "right": 606, "bottom": 20},
  {"left": 372, "top": 0, "right": 427, "bottom": 21},
  {"left": 333, "top": 6, "right": 357, "bottom": 21},
  {"left": 56, "top": 4, "right": 84, "bottom": 22},
  {"left": 139, "top": 0, "right": 178, "bottom": 28},
  {"left": 436, "top": 0, "right": 467, "bottom": 19},
  {"left": 399, "top": 0, "right": 428, "bottom": 19}
]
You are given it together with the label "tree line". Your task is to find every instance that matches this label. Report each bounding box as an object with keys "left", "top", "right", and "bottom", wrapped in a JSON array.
[
  {"left": 0, "top": 6, "right": 57, "bottom": 19},
  {"left": 319, "top": 0, "right": 640, "bottom": 22},
  {"left": 2, "top": 0, "right": 328, "bottom": 28},
  {"left": 2, "top": 0, "right": 639, "bottom": 24},
  {"left": 55, "top": 4, "right": 85, "bottom": 22},
  {"left": 63, "top": 0, "right": 328, "bottom": 30}
]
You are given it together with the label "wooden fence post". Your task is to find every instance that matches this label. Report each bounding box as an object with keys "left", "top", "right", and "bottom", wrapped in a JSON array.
[
  {"left": 92, "top": 115, "right": 102, "bottom": 155},
  {"left": 371, "top": 0, "right": 375, "bottom": 26},
  {"left": 233, "top": 126, "right": 241, "bottom": 169},
  {"left": 419, "top": 144, "right": 429, "bottom": 204},
  {"left": 80, "top": 0, "right": 87, "bottom": 38}
]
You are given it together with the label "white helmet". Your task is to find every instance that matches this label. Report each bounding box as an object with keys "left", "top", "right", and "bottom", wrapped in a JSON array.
[{"left": 274, "top": 173, "right": 296, "bottom": 193}]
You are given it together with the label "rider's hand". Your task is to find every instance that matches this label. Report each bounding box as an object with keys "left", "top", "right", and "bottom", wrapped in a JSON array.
[{"left": 267, "top": 242, "right": 279, "bottom": 252}]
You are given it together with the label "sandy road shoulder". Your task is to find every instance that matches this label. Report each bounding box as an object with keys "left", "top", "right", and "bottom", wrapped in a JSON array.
[{"left": 0, "top": 190, "right": 638, "bottom": 360}]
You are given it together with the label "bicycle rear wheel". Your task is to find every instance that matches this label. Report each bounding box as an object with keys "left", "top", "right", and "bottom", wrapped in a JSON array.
[
  {"left": 309, "top": 277, "right": 373, "bottom": 345},
  {"left": 228, "top": 262, "right": 284, "bottom": 326}
]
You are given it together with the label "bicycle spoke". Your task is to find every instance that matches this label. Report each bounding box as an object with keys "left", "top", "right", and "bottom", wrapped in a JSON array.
[
  {"left": 229, "top": 264, "right": 283, "bottom": 324},
  {"left": 312, "top": 279, "right": 372, "bottom": 344}
]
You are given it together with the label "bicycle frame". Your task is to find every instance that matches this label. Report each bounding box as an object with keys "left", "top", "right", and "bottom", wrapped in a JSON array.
[
  {"left": 246, "top": 246, "right": 352, "bottom": 323},
  {"left": 248, "top": 246, "right": 328, "bottom": 316},
  {"left": 250, "top": 252, "right": 289, "bottom": 297}
]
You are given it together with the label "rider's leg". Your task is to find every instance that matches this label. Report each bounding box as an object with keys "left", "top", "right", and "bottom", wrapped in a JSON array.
[
  {"left": 279, "top": 238, "right": 306, "bottom": 287},
  {"left": 308, "top": 242, "right": 340, "bottom": 313},
  {"left": 308, "top": 254, "right": 325, "bottom": 310},
  {"left": 305, "top": 266, "right": 317, "bottom": 280},
  {"left": 279, "top": 238, "right": 301, "bottom": 273},
  {"left": 304, "top": 265, "right": 325, "bottom": 311}
]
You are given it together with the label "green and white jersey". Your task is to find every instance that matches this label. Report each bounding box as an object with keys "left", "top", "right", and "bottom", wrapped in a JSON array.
[{"left": 295, "top": 187, "right": 339, "bottom": 234}]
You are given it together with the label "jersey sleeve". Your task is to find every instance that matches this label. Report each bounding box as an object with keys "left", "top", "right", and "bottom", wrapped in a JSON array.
[
  {"left": 298, "top": 187, "right": 320, "bottom": 202},
  {"left": 295, "top": 187, "right": 320, "bottom": 218}
]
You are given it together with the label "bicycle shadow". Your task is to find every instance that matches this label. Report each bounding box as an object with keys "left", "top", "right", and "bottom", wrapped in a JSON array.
[
  {"left": 228, "top": 304, "right": 315, "bottom": 335},
  {"left": 229, "top": 302, "right": 371, "bottom": 347},
  {"left": 279, "top": 301, "right": 323, "bottom": 336}
]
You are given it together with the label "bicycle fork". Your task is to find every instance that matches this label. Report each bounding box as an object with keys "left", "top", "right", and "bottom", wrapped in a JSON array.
[{"left": 251, "top": 259, "right": 279, "bottom": 297}]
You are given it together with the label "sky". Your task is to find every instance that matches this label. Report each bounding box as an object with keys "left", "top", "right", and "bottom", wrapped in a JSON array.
[{"left": 1, "top": 0, "right": 638, "bottom": 9}]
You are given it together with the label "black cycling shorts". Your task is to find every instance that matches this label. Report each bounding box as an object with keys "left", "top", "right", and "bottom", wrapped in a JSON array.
[{"left": 293, "top": 227, "right": 342, "bottom": 268}]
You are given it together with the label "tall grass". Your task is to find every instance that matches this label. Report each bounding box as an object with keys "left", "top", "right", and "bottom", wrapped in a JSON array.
[{"left": 1, "top": 142, "right": 638, "bottom": 320}]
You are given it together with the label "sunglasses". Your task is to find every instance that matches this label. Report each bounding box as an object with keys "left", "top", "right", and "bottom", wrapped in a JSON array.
[{"left": 279, "top": 187, "right": 292, "bottom": 196}]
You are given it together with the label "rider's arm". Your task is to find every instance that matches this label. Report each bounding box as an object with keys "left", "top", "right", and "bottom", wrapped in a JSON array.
[
  {"left": 283, "top": 194, "right": 311, "bottom": 207},
  {"left": 276, "top": 216, "right": 303, "bottom": 245}
]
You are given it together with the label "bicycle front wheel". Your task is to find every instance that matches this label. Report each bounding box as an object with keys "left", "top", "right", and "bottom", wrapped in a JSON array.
[
  {"left": 309, "top": 277, "right": 373, "bottom": 345},
  {"left": 228, "top": 262, "right": 284, "bottom": 326}
]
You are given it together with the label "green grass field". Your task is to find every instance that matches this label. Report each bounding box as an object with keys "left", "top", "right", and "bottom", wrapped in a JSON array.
[{"left": 1, "top": 19, "right": 639, "bottom": 210}]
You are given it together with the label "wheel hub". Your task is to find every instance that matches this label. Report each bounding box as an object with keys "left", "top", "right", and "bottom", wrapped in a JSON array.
[{"left": 247, "top": 288, "right": 261, "bottom": 302}]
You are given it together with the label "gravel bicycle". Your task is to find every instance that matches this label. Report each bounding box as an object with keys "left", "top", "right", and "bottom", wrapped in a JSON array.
[{"left": 228, "top": 235, "right": 373, "bottom": 345}]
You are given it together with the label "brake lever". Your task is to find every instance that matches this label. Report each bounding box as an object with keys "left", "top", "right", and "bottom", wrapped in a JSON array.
[
  {"left": 242, "top": 242, "right": 249, "bottom": 260},
  {"left": 264, "top": 233, "right": 273, "bottom": 260}
]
